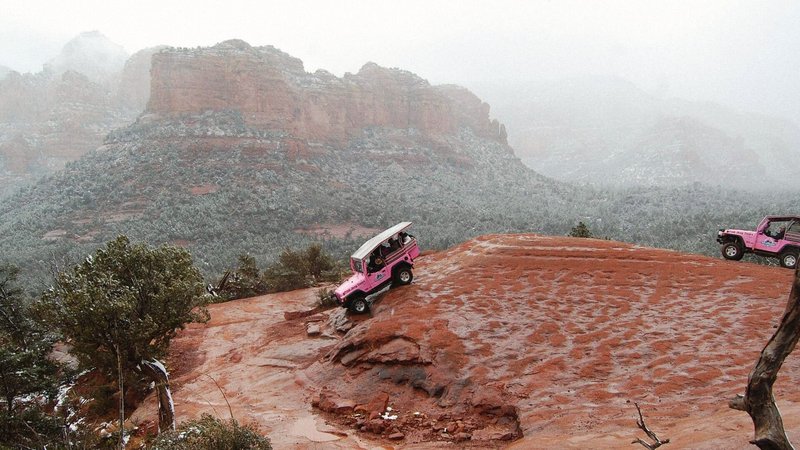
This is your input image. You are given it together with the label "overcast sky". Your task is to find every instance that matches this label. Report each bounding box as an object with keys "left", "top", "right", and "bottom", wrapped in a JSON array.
[{"left": 2, "top": 0, "right": 799, "bottom": 124}]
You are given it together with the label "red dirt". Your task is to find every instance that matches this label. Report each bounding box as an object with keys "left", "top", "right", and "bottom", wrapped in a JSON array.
[
  {"left": 188, "top": 184, "right": 220, "bottom": 195},
  {"left": 130, "top": 234, "right": 800, "bottom": 448}
]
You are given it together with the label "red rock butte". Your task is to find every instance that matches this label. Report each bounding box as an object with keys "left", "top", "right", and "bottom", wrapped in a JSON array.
[
  {"left": 132, "top": 234, "right": 800, "bottom": 448},
  {"left": 147, "top": 39, "right": 507, "bottom": 144}
]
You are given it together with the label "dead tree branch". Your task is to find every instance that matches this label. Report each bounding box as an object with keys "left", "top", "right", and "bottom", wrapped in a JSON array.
[
  {"left": 632, "top": 402, "right": 670, "bottom": 449},
  {"left": 729, "top": 265, "right": 800, "bottom": 450},
  {"left": 205, "top": 373, "right": 235, "bottom": 421}
]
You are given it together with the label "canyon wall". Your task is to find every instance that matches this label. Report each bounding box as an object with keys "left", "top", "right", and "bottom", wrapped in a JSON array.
[{"left": 147, "top": 40, "right": 507, "bottom": 144}]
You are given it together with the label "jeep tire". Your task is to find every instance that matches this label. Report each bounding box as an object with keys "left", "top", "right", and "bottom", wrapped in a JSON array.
[
  {"left": 780, "top": 250, "right": 799, "bottom": 269},
  {"left": 348, "top": 295, "right": 369, "bottom": 314},
  {"left": 394, "top": 267, "right": 413, "bottom": 286},
  {"left": 722, "top": 242, "right": 744, "bottom": 261}
]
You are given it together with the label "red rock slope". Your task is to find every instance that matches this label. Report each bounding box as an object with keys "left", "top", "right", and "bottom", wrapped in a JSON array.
[{"left": 132, "top": 234, "right": 800, "bottom": 449}]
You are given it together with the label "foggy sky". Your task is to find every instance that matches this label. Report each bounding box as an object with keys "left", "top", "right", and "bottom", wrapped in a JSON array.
[{"left": 2, "top": 0, "right": 799, "bottom": 125}]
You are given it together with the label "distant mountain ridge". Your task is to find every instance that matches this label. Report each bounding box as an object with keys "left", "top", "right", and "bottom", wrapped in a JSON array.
[
  {"left": 0, "top": 40, "right": 574, "bottom": 284},
  {"left": 43, "top": 31, "right": 129, "bottom": 83},
  {"left": 4, "top": 38, "right": 800, "bottom": 288},
  {"left": 0, "top": 32, "right": 157, "bottom": 197},
  {"left": 5, "top": 33, "right": 799, "bottom": 199},
  {"left": 483, "top": 76, "right": 800, "bottom": 190}
]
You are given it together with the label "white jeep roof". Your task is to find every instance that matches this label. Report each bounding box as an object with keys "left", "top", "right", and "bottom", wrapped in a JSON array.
[{"left": 352, "top": 222, "right": 413, "bottom": 260}]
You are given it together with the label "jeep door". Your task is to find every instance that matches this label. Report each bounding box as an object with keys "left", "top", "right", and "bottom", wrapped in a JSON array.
[
  {"left": 366, "top": 263, "right": 390, "bottom": 292},
  {"left": 754, "top": 230, "right": 779, "bottom": 253},
  {"left": 755, "top": 220, "right": 789, "bottom": 254}
]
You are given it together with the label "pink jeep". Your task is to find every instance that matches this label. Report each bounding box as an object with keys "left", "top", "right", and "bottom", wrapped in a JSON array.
[
  {"left": 717, "top": 215, "right": 800, "bottom": 268},
  {"left": 334, "top": 222, "right": 420, "bottom": 313}
]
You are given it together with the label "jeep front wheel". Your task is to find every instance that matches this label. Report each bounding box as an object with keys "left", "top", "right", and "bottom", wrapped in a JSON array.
[
  {"left": 348, "top": 295, "right": 369, "bottom": 314},
  {"left": 722, "top": 242, "right": 744, "bottom": 261},
  {"left": 394, "top": 267, "right": 413, "bottom": 286},
  {"left": 780, "top": 251, "right": 798, "bottom": 269}
]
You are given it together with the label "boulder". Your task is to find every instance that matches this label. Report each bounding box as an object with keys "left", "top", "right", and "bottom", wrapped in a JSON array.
[
  {"left": 388, "top": 432, "right": 405, "bottom": 440},
  {"left": 306, "top": 322, "right": 321, "bottom": 336},
  {"left": 354, "top": 392, "right": 389, "bottom": 417},
  {"left": 313, "top": 390, "right": 356, "bottom": 414},
  {"left": 328, "top": 308, "right": 354, "bottom": 333}
]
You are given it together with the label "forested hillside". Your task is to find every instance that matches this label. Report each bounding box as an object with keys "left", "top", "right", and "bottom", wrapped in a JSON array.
[
  {"left": 2, "top": 42, "right": 799, "bottom": 289},
  {"left": 3, "top": 112, "right": 797, "bottom": 289},
  {"left": 0, "top": 110, "right": 574, "bottom": 287}
]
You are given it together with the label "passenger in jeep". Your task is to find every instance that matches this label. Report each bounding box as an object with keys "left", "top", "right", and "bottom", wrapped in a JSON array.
[
  {"left": 367, "top": 252, "right": 383, "bottom": 272},
  {"left": 765, "top": 223, "right": 787, "bottom": 240},
  {"left": 765, "top": 223, "right": 776, "bottom": 238}
]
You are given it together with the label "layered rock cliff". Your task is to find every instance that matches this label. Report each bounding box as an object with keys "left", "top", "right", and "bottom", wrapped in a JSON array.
[
  {"left": 0, "top": 33, "right": 155, "bottom": 197},
  {"left": 147, "top": 40, "right": 507, "bottom": 145}
]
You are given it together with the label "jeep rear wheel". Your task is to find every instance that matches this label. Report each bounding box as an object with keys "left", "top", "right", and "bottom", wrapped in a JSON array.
[
  {"left": 722, "top": 242, "right": 744, "bottom": 261},
  {"left": 780, "top": 251, "right": 798, "bottom": 269},
  {"left": 348, "top": 296, "right": 369, "bottom": 314},
  {"left": 394, "top": 267, "right": 413, "bottom": 286}
]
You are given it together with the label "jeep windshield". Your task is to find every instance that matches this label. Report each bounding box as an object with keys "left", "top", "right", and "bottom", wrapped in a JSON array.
[{"left": 351, "top": 257, "right": 363, "bottom": 273}]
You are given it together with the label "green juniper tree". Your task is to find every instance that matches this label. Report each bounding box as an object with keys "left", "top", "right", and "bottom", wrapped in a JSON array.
[
  {"left": 262, "top": 244, "right": 341, "bottom": 293},
  {"left": 569, "top": 221, "right": 593, "bottom": 238},
  {"left": 216, "top": 254, "right": 268, "bottom": 301},
  {"left": 38, "top": 236, "right": 210, "bottom": 435},
  {"left": 0, "top": 264, "right": 61, "bottom": 448},
  {"left": 149, "top": 414, "right": 272, "bottom": 450}
]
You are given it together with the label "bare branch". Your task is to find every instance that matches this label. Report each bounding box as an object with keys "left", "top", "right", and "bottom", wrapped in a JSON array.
[
  {"left": 205, "top": 372, "right": 235, "bottom": 421},
  {"left": 632, "top": 403, "right": 670, "bottom": 449}
]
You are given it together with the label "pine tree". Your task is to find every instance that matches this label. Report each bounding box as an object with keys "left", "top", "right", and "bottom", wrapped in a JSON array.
[
  {"left": 569, "top": 221, "right": 593, "bottom": 238},
  {"left": 0, "top": 264, "right": 61, "bottom": 447}
]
